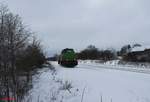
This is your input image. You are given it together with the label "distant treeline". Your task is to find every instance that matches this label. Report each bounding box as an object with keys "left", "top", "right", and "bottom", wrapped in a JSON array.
[
  {"left": 77, "top": 45, "right": 117, "bottom": 60},
  {"left": 77, "top": 44, "right": 150, "bottom": 62}
]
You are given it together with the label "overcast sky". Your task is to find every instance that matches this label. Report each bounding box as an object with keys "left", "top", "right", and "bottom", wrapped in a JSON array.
[{"left": 4, "top": 0, "right": 150, "bottom": 55}]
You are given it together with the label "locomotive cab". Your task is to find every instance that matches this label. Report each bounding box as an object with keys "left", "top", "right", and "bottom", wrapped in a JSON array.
[{"left": 58, "top": 48, "right": 78, "bottom": 67}]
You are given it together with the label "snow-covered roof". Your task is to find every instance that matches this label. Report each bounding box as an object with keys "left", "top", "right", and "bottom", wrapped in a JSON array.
[{"left": 132, "top": 45, "right": 150, "bottom": 52}]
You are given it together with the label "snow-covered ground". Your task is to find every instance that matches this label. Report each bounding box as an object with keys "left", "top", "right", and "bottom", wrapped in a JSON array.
[
  {"left": 80, "top": 60, "right": 150, "bottom": 74},
  {"left": 24, "top": 61, "right": 150, "bottom": 102}
]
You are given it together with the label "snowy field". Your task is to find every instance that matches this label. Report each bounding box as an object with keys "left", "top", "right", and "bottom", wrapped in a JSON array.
[{"left": 24, "top": 61, "right": 150, "bottom": 102}]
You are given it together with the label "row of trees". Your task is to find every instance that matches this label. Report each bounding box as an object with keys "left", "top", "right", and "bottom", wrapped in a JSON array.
[
  {"left": 77, "top": 45, "right": 117, "bottom": 60},
  {"left": 0, "top": 4, "right": 46, "bottom": 101},
  {"left": 77, "top": 43, "right": 150, "bottom": 63},
  {"left": 76, "top": 43, "right": 143, "bottom": 60}
]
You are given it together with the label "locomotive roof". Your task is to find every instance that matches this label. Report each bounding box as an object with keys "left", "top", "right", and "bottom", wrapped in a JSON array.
[{"left": 61, "top": 48, "right": 74, "bottom": 53}]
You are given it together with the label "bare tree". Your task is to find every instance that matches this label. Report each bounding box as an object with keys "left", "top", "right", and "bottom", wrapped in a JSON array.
[
  {"left": 0, "top": 3, "right": 46, "bottom": 102},
  {"left": 0, "top": 3, "right": 31, "bottom": 101}
]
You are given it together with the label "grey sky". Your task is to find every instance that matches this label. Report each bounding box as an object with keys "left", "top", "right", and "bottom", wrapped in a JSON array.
[{"left": 4, "top": 0, "right": 150, "bottom": 55}]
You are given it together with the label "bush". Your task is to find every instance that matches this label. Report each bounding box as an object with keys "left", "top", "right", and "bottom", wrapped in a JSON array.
[{"left": 16, "top": 39, "right": 46, "bottom": 72}]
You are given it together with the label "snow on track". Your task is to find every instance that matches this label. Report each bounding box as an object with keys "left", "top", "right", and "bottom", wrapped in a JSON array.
[{"left": 79, "top": 63, "right": 150, "bottom": 74}]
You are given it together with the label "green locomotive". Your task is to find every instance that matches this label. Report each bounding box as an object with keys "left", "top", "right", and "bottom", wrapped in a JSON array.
[{"left": 58, "top": 48, "right": 78, "bottom": 67}]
